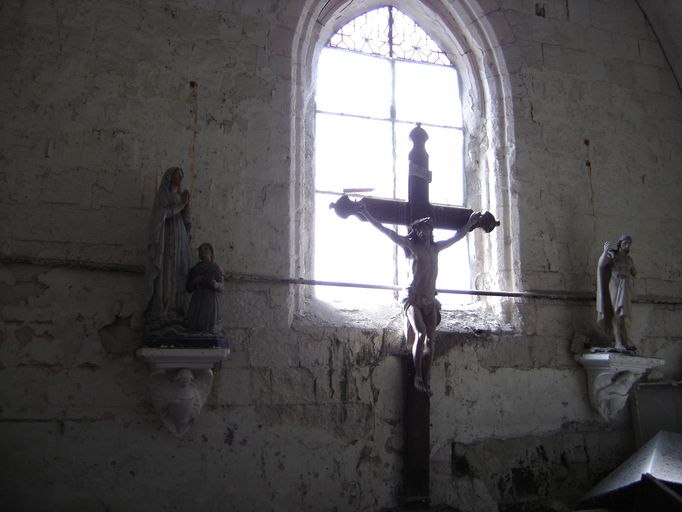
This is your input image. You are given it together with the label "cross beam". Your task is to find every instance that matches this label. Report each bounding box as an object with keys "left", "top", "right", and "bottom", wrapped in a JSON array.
[{"left": 329, "top": 123, "right": 499, "bottom": 232}]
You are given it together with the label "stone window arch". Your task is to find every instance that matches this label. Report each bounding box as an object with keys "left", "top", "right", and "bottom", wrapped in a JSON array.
[{"left": 290, "top": 1, "right": 517, "bottom": 318}]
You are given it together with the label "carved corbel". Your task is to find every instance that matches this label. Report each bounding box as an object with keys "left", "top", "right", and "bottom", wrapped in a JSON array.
[
  {"left": 137, "top": 347, "right": 229, "bottom": 437},
  {"left": 575, "top": 352, "right": 665, "bottom": 421}
]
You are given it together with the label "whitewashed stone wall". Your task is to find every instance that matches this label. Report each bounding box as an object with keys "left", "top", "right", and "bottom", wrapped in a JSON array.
[{"left": 1, "top": 1, "right": 681, "bottom": 511}]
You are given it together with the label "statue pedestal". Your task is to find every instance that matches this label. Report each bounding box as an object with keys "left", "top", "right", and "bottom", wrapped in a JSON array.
[
  {"left": 137, "top": 346, "right": 230, "bottom": 437},
  {"left": 575, "top": 351, "right": 665, "bottom": 421},
  {"left": 143, "top": 332, "right": 229, "bottom": 349}
]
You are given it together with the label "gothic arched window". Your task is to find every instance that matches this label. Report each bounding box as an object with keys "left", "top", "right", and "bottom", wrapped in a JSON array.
[{"left": 314, "top": 6, "right": 468, "bottom": 307}]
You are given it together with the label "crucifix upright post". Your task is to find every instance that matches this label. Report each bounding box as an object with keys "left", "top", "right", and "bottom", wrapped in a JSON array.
[{"left": 330, "top": 123, "right": 499, "bottom": 507}]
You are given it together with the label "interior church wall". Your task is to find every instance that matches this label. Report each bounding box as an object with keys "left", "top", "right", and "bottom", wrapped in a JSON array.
[{"left": 1, "top": 1, "right": 681, "bottom": 511}]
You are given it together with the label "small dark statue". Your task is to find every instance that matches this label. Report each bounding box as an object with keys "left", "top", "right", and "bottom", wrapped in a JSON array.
[{"left": 185, "top": 243, "right": 224, "bottom": 335}]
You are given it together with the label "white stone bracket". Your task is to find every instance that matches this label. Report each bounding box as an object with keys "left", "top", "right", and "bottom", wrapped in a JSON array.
[
  {"left": 575, "top": 352, "right": 665, "bottom": 421},
  {"left": 136, "top": 347, "right": 230, "bottom": 437}
]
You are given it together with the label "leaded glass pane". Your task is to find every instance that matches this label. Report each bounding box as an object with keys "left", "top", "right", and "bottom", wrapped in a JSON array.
[
  {"left": 315, "top": 114, "right": 393, "bottom": 195},
  {"left": 425, "top": 126, "right": 464, "bottom": 206},
  {"left": 391, "top": 8, "right": 451, "bottom": 65},
  {"left": 394, "top": 60, "right": 462, "bottom": 127},
  {"left": 327, "top": 7, "right": 451, "bottom": 66},
  {"left": 328, "top": 8, "right": 390, "bottom": 57},
  {"left": 314, "top": 193, "right": 395, "bottom": 303},
  {"left": 316, "top": 48, "right": 391, "bottom": 119}
]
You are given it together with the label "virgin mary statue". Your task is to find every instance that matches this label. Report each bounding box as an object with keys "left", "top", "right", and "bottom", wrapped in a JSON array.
[{"left": 144, "top": 167, "right": 192, "bottom": 330}]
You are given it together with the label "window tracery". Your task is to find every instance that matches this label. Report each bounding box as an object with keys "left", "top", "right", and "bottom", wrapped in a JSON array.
[{"left": 327, "top": 6, "right": 451, "bottom": 66}]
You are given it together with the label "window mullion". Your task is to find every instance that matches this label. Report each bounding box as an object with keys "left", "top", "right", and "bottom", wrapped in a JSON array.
[{"left": 389, "top": 7, "right": 400, "bottom": 300}]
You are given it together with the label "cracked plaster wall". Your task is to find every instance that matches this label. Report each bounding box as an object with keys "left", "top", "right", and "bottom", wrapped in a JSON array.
[{"left": 1, "top": 1, "right": 682, "bottom": 511}]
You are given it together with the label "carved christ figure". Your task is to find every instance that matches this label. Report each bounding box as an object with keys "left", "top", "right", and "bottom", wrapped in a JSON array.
[{"left": 358, "top": 202, "right": 481, "bottom": 393}]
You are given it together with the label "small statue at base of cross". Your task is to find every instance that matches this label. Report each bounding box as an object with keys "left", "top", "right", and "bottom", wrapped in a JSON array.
[{"left": 357, "top": 202, "right": 481, "bottom": 393}]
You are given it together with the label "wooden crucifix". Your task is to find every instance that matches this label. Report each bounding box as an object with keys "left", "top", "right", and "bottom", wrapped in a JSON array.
[{"left": 329, "top": 123, "right": 499, "bottom": 507}]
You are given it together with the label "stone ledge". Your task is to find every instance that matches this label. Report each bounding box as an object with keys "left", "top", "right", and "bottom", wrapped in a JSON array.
[{"left": 136, "top": 347, "right": 230, "bottom": 370}]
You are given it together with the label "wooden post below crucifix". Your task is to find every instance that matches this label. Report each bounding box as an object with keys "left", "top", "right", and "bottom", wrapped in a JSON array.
[{"left": 329, "top": 123, "right": 499, "bottom": 506}]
